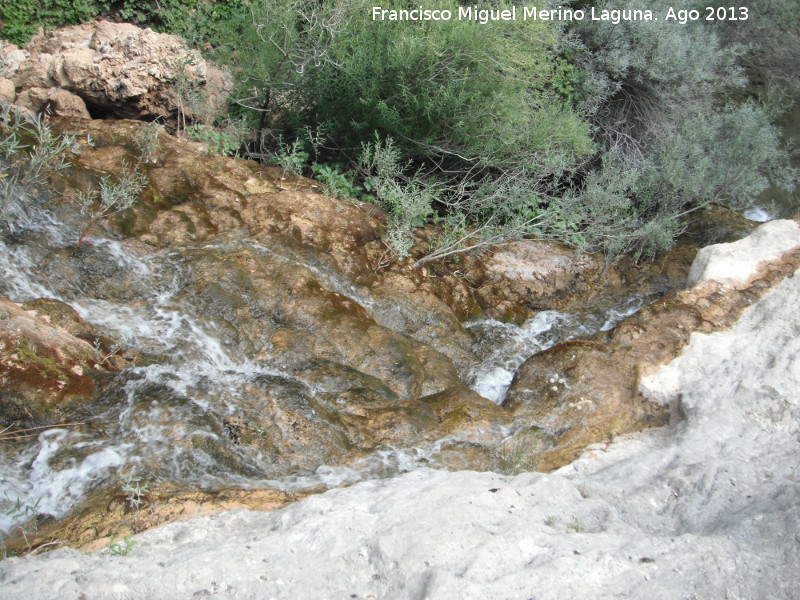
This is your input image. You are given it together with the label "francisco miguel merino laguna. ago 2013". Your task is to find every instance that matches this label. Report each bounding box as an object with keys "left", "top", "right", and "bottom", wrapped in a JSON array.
[{"left": 370, "top": 5, "right": 750, "bottom": 25}]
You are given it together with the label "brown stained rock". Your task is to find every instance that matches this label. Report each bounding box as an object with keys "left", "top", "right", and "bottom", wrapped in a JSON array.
[
  {"left": 2, "top": 484, "right": 311, "bottom": 555},
  {"left": 504, "top": 243, "right": 800, "bottom": 472},
  {"left": 19, "top": 298, "right": 93, "bottom": 338},
  {"left": 6, "top": 21, "right": 231, "bottom": 121},
  {"left": 177, "top": 245, "right": 461, "bottom": 401},
  {"left": 14, "top": 86, "right": 90, "bottom": 119},
  {"left": 480, "top": 240, "right": 601, "bottom": 307},
  {"left": 0, "top": 298, "right": 115, "bottom": 427},
  {"left": 307, "top": 385, "right": 506, "bottom": 451},
  {"left": 46, "top": 119, "right": 473, "bottom": 398},
  {"left": 417, "top": 386, "right": 507, "bottom": 443}
]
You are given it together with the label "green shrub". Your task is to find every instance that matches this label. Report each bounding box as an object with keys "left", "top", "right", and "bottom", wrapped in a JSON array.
[
  {"left": 0, "top": 0, "right": 96, "bottom": 44},
  {"left": 300, "top": 0, "right": 593, "bottom": 169},
  {"left": 359, "top": 136, "right": 439, "bottom": 258},
  {"left": 563, "top": 0, "right": 797, "bottom": 258}
]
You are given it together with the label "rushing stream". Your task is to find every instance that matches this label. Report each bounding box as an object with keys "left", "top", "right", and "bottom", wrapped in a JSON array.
[{"left": 0, "top": 194, "right": 662, "bottom": 535}]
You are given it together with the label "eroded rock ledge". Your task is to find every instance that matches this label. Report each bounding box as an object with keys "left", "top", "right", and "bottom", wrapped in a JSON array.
[{"left": 504, "top": 219, "right": 800, "bottom": 470}]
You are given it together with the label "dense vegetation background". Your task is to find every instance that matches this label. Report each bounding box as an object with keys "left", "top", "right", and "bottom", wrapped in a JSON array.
[{"left": 1, "top": 0, "right": 798, "bottom": 265}]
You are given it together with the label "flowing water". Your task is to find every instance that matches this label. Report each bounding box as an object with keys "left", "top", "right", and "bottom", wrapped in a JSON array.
[
  {"left": 0, "top": 195, "right": 661, "bottom": 535},
  {"left": 464, "top": 292, "right": 651, "bottom": 405}
]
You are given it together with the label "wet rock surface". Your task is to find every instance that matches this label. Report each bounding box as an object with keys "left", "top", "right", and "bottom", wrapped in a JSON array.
[
  {"left": 2, "top": 483, "right": 311, "bottom": 555},
  {"left": 2, "top": 261, "right": 798, "bottom": 597},
  {"left": 505, "top": 220, "right": 800, "bottom": 470},
  {"left": 2, "top": 114, "right": 794, "bottom": 557},
  {"left": 0, "top": 297, "right": 119, "bottom": 428}
]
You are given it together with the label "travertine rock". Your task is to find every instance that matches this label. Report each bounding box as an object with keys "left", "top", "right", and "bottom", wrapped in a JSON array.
[{"left": 2, "top": 21, "right": 231, "bottom": 120}]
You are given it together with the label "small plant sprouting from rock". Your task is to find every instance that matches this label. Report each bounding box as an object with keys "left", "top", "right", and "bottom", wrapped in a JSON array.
[
  {"left": 92, "top": 335, "right": 129, "bottom": 367},
  {"left": 186, "top": 118, "right": 247, "bottom": 157},
  {"left": 76, "top": 163, "right": 147, "bottom": 247},
  {"left": 2, "top": 493, "right": 42, "bottom": 555},
  {"left": 274, "top": 136, "right": 308, "bottom": 177},
  {"left": 105, "top": 534, "right": 137, "bottom": 556},
  {"left": 120, "top": 468, "right": 149, "bottom": 510},
  {"left": 0, "top": 104, "right": 76, "bottom": 231},
  {"left": 132, "top": 120, "right": 163, "bottom": 164},
  {"left": 74, "top": 119, "right": 165, "bottom": 248},
  {"left": 497, "top": 429, "right": 545, "bottom": 475}
]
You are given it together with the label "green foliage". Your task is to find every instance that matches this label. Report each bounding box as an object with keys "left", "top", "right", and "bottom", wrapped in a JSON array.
[
  {"left": 132, "top": 121, "right": 163, "bottom": 165},
  {"left": 569, "top": 0, "right": 745, "bottom": 159},
  {"left": 300, "top": 0, "right": 593, "bottom": 170},
  {"left": 105, "top": 534, "right": 137, "bottom": 556},
  {"left": 497, "top": 429, "right": 544, "bottom": 475},
  {"left": 272, "top": 137, "right": 309, "bottom": 177},
  {"left": 704, "top": 0, "right": 800, "bottom": 96},
  {"left": 120, "top": 468, "right": 149, "bottom": 510},
  {"left": 2, "top": 493, "right": 42, "bottom": 555},
  {"left": 359, "top": 136, "right": 438, "bottom": 258},
  {"left": 648, "top": 103, "right": 796, "bottom": 208},
  {"left": 3, "top": 0, "right": 795, "bottom": 264},
  {"left": 0, "top": 105, "right": 76, "bottom": 231},
  {"left": 0, "top": 0, "right": 95, "bottom": 44},
  {"left": 311, "top": 163, "right": 362, "bottom": 200},
  {"left": 559, "top": 151, "right": 678, "bottom": 260},
  {"left": 0, "top": 0, "right": 246, "bottom": 45},
  {"left": 563, "top": 0, "right": 797, "bottom": 259},
  {"left": 76, "top": 163, "right": 146, "bottom": 245},
  {"left": 185, "top": 119, "right": 247, "bottom": 156}
]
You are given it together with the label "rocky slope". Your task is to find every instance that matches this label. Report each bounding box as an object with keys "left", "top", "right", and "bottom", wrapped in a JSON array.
[{"left": 1, "top": 220, "right": 798, "bottom": 599}]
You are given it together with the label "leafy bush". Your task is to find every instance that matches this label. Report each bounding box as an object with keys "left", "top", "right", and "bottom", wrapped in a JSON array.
[
  {"left": 359, "top": 136, "right": 439, "bottom": 258},
  {"left": 562, "top": 0, "right": 797, "bottom": 258},
  {"left": 299, "top": 0, "right": 594, "bottom": 170},
  {"left": 0, "top": 0, "right": 247, "bottom": 45},
  {"left": 311, "top": 163, "right": 362, "bottom": 200},
  {"left": 704, "top": 0, "right": 800, "bottom": 96}
]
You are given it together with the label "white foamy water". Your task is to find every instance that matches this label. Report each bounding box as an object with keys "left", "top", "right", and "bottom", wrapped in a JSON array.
[
  {"left": 0, "top": 429, "right": 130, "bottom": 533},
  {"left": 467, "top": 297, "right": 651, "bottom": 404},
  {"left": 0, "top": 203, "right": 406, "bottom": 534},
  {"left": 0, "top": 193, "right": 661, "bottom": 538},
  {"left": 743, "top": 206, "right": 774, "bottom": 222}
]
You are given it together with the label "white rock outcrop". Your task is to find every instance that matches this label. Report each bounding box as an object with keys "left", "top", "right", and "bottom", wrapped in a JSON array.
[
  {"left": 688, "top": 218, "right": 800, "bottom": 285},
  {"left": 1, "top": 225, "right": 799, "bottom": 599},
  {"left": 0, "top": 21, "right": 231, "bottom": 120}
]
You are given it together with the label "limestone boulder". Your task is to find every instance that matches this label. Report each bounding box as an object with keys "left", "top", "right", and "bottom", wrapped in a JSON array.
[
  {"left": 0, "top": 77, "right": 15, "bottom": 102},
  {"left": 4, "top": 21, "right": 231, "bottom": 120},
  {"left": 688, "top": 219, "right": 800, "bottom": 285},
  {"left": 14, "top": 86, "right": 90, "bottom": 118}
]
